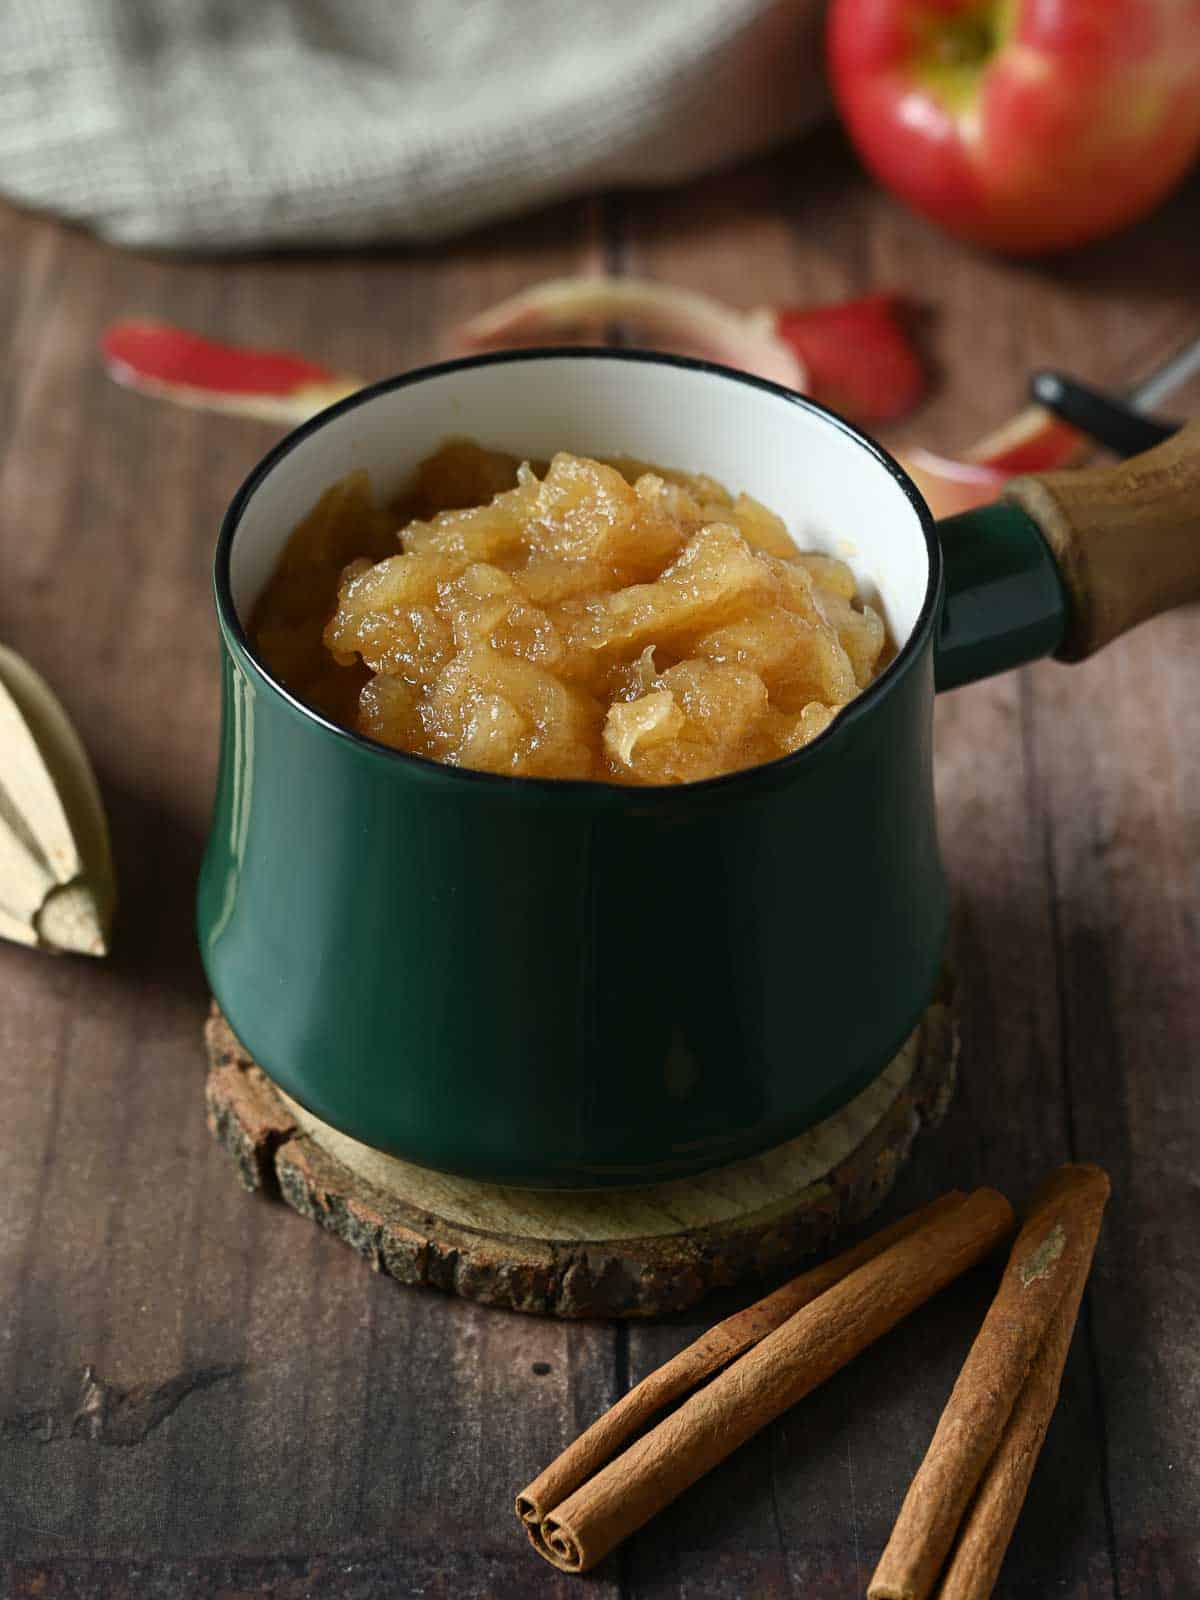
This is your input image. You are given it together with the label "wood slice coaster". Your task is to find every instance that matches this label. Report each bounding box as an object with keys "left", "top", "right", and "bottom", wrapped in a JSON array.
[{"left": 204, "top": 986, "right": 957, "bottom": 1319}]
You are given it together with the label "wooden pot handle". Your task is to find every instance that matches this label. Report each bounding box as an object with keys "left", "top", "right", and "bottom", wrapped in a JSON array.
[{"left": 1005, "top": 418, "right": 1200, "bottom": 662}]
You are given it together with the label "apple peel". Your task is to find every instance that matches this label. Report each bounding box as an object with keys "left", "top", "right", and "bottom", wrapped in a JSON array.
[
  {"left": 99, "top": 306, "right": 1083, "bottom": 520},
  {"left": 451, "top": 278, "right": 928, "bottom": 423},
  {"left": 899, "top": 406, "right": 1088, "bottom": 518},
  {"left": 774, "top": 294, "right": 927, "bottom": 422},
  {"left": 101, "top": 320, "right": 360, "bottom": 425}
]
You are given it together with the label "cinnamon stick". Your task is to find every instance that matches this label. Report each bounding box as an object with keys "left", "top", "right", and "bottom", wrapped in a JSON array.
[
  {"left": 528, "top": 1186, "right": 1014, "bottom": 1573},
  {"left": 937, "top": 1174, "right": 1109, "bottom": 1599},
  {"left": 868, "top": 1163, "right": 1110, "bottom": 1600},
  {"left": 518, "top": 1191, "right": 966, "bottom": 1550}
]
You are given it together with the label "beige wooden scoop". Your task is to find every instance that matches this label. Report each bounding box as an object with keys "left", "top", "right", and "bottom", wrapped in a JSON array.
[{"left": 0, "top": 645, "right": 115, "bottom": 955}]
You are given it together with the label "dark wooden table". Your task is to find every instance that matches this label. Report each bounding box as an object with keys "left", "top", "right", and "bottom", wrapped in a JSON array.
[{"left": 2, "top": 131, "right": 1198, "bottom": 1599}]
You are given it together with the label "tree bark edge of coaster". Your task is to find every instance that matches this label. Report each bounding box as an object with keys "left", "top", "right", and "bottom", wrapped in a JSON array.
[{"left": 203, "top": 982, "right": 958, "bottom": 1319}]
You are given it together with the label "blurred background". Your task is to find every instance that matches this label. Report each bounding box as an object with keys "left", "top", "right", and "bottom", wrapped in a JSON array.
[
  {"left": 4, "top": 0, "right": 1198, "bottom": 259},
  {"left": 6, "top": 0, "right": 1200, "bottom": 467}
]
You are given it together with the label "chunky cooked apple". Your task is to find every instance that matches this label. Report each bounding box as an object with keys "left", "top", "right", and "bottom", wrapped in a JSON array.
[{"left": 251, "top": 441, "right": 888, "bottom": 785}]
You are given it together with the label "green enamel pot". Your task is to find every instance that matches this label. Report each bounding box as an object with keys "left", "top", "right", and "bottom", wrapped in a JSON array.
[{"left": 197, "top": 350, "right": 1200, "bottom": 1188}]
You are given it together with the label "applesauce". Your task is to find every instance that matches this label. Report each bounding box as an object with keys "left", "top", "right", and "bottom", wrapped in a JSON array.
[{"left": 251, "top": 441, "right": 889, "bottom": 785}]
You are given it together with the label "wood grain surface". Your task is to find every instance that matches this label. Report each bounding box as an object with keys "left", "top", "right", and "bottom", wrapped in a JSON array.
[{"left": 1, "top": 128, "right": 1198, "bottom": 1598}]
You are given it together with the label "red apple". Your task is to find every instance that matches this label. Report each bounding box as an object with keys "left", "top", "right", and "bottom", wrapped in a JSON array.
[{"left": 827, "top": 0, "right": 1200, "bottom": 254}]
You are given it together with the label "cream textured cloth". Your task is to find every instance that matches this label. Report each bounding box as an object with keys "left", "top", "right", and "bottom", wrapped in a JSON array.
[{"left": 0, "top": 0, "right": 826, "bottom": 251}]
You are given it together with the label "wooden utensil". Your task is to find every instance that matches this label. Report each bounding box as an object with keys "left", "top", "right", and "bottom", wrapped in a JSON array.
[{"left": 0, "top": 645, "right": 115, "bottom": 956}]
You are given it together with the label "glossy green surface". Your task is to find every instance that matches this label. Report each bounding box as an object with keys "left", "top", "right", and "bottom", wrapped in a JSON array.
[
  {"left": 934, "top": 501, "right": 1068, "bottom": 691},
  {"left": 198, "top": 621, "right": 948, "bottom": 1188}
]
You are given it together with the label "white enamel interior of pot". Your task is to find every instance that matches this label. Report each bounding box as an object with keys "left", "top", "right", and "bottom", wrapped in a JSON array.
[{"left": 229, "top": 356, "right": 931, "bottom": 651}]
